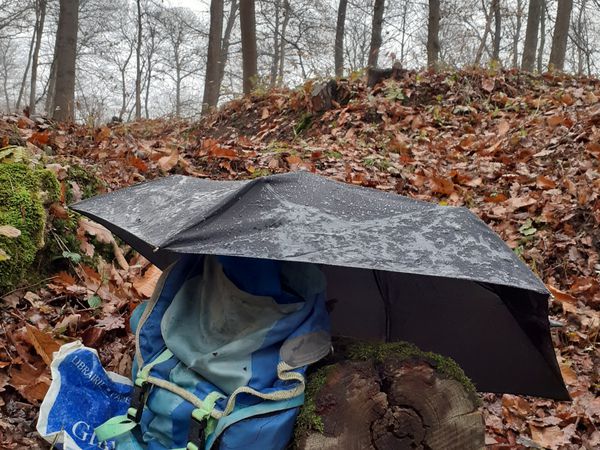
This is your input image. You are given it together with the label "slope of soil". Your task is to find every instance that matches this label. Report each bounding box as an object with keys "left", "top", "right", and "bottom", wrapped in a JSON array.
[{"left": 0, "top": 67, "right": 598, "bottom": 448}]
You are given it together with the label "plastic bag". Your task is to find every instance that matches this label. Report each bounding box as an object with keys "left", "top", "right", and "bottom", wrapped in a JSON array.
[{"left": 37, "top": 341, "right": 133, "bottom": 450}]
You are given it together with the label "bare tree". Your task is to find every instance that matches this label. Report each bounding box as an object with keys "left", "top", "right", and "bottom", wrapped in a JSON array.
[
  {"left": 53, "top": 0, "right": 79, "bottom": 121},
  {"left": 29, "top": 0, "right": 47, "bottom": 114},
  {"left": 334, "top": 0, "right": 347, "bottom": 76},
  {"left": 536, "top": 0, "right": 546, "bottom": 72},
  {"left": 511, "top": 0, "right": 524, "bottom": 67},
  {"left": 15, "top": 21, "right": 35, "bottom": 112},
  {"left": 475, "top": 0, "right": 494, "bottom": 65},
  {"left": 156, "top": 7, "right": 202, "bottom": 117},
  {"left": 427, "top": 0, "right": 441, "bottom": 68},
  {"left": 548, "top": 0, "right": 573, "bottom": 70},
  {"left": 202, "top": 0, "right": 223, "bottom": 113},
  {"left": 368, "top": 0, "right": 385, "bottom": 68},
  {"left": 522, "top": 0, "right": 542, "bottom": 71},
  {"left": 240, "top": 0, "right": 258, "bottom": 93},
  {"left": 135, "top": 0, "right": 143, "bottom": 119},
  {"left": 217, "top": 0, "right": 238, "bottom": 100},
  {"left": 492, "top": 0, "right": 501, "bottom": 61}
]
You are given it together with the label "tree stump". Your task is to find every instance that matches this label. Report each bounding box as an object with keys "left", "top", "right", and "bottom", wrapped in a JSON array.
[{"left": 294, "top": 341, "right": 484, "bottom": 450}]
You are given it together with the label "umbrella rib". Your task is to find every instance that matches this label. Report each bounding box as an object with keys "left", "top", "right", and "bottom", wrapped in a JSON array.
[
  {"left": 372, "top": 270, "right": 391, "bottom": 342},
  {"left": 159, "top": 177, "right": 265, "bottom": 250}
]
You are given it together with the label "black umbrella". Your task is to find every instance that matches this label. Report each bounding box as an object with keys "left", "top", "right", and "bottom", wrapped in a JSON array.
[{"left": 70, "top": 171, "right": 569, "bottom": 400}]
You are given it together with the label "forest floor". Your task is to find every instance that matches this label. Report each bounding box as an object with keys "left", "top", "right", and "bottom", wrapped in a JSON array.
[{"left": 0, "top": 67, "right": 599, "bottom": 449}]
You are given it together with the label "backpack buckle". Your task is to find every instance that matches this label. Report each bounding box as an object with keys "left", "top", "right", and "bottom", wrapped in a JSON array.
[
  {"left": 128, "top": 381, "right": 151, "bottom": 423},
  {"left": 187, "top": 413, "right": 208, "bottom": 450}
]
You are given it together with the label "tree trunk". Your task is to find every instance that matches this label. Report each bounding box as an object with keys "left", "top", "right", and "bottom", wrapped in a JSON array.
[
  {"left": 334, "top": 0, "right": 348, "bottom": 76},
  {"left": 15, "top": 24, "right": 36, "bottom": 112},
  {"left": 202, "top": 0, "right": 224, "bottom": 113},
  {"left": 135, "top": 0, "right": 142, "bottom": 120},
  {"left": 295, "top": 341, "right": 484, "bottom": 450},
  {"left": 548, "top": 0, "right": 573, "bottom": 71},
  {"left": 512, "top": 0, "right": 524, "bottom": 67},
  {"left": 427, "top": 0, "right": 441, "bottom": 68},
  {"left": 269, "top": 0, "right": 281, "bottom": 87},
  {"left": 276, "top": 0, "right": 290, "bottom": 86},
  {"left": 492, "top": 0, "right": 501, "bottom": 62},
  {"left": 521, "top": 0, "right": 542, "bottom": 71},
  {"left": 367, "top": 0, "right": 385, "bottom": 68},
  {"left": 53, "top": 0, "right": 79, "bottom": 121},
  {"left": 29, "top": 0, "right": 47, "bottom": 114},
  {"left": 45, "top": 40, "right": 58, "bottom": 115},
  {"left": 240, "top": 0, "right": 258, "bottom": 94},
  {"left": 537, "top": 0, "right": 546, "bottom": 72},
  {"left": 216, "top": 0, "right": 238, "bottom": 102},
  {"left": 474, "top": 0, "right": 494, "bottom": 65}
]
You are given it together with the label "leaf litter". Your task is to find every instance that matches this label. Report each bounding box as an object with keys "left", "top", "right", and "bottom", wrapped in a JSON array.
[{"left": 0, "top": 67, "right": 599, "bottom": 448}]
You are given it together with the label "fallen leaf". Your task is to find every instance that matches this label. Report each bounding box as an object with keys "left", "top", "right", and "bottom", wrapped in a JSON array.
[
  {"left": 559, "top": 362, "right": 577, "bottom": 385},
  {"left": 530, "top": 425, "right": 570, "bottom": 449},
  {"left": 536, "top": 175, "right": 557, "bottom": 189},
  {"left": 482, "top": 78, "right": 495, "bottom": 93},
  {"left": 430, "top": 176, "right": 455, "bottom": 195},
  {"left": 0, "top": 225, "right": 21, "bottom": 238},
  {"left": 133, "top": 265, "right": 162, "bottom": 298},
  {"left": 547, "top": 115, "right": 564, "bottom": 128},
  {"left": 25, "top": 324, "right": 61, "bottom": 367},
  {"left": 158, "top": 149, "right": 179, "bottom": 171},
  {"left": 497, "top": 120, "right": 510, "bottom": 136},
  {"left": 79, "top": 217, "right": 115, "bottom": 244},
  {"left": 547, "top": 285, "right": 577, "bottom": 304}
]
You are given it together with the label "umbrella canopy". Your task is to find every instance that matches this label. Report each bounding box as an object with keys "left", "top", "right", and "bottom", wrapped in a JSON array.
[{"left": 70, "top": 171, "right": 569, "bottom": 400}]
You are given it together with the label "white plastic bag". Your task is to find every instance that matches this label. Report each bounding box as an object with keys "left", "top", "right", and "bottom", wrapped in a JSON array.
[{"left": 37, "top": 341, "right": 133, "bottom": 450}]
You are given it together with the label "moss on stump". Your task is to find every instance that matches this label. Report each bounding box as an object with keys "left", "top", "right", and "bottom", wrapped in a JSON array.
[
  {"left": 0, "top": 162, "right": 60, "bottom": 293},
  {"left": 294, "top": 339, "right": 484, "bottom": 450}
]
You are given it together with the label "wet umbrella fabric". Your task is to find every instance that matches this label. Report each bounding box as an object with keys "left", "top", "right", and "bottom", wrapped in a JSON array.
[{"left": 70, "top": 171, "right": 569, "bottom": 400}]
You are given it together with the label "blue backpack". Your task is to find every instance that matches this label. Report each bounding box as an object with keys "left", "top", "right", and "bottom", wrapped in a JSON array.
[{"left": 95, "top": 254, "right": 331, "bottom": 450}]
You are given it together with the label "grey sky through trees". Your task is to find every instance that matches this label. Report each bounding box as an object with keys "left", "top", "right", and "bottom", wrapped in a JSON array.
[{"left": 1, "top": 0, "right": 599, "bottom": 123}]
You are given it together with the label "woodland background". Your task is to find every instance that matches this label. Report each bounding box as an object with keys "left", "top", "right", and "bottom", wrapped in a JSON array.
[{"left": 1, "top": 0, "right": 600, "bottom": 122}]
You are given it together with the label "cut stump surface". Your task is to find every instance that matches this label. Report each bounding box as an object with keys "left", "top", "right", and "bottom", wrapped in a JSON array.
[{"left": 295, "top": 354, "right": 484, "bottom": 450}]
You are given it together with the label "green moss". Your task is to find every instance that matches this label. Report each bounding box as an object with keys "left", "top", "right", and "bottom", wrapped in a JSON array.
[
  {"left": 0, "top": 163, "right": 59, "bottom": 293},
  {"left": 65, "top": 164, "right": 104, "bottom": 202},
  {"left": 348, "top": 341, "right": 481, "bottom": 406},
  {"left": 294, "top": 365, "right": 332, "bottom": 440}
]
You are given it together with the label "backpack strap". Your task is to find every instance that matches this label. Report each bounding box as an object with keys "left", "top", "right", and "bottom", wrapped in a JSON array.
[
  {"left": 220, "top": 361, "right": 305, "bottom": 416},
  {"left": 95, "top": 348, "right": 177, "bottom": 441}
]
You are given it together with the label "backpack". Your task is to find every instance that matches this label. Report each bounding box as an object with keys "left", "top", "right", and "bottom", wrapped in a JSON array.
[{"left": 95, "top": 254, "right": 331, "bottom": 450}]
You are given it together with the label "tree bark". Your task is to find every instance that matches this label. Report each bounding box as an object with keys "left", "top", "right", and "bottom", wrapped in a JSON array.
[
  {"left": 240, "top": 0, "right": 258, "bottom": 94},
  {"left": 269, "top": 0, "right": 281, "bottom": 87},
  {"left": 135, "top": 0, "right": 142, "bottom": 120},
  {"left": 427, "top": 0, "right": 441, "bottom": 68},
  {"left": 53, "top": 0, "right": 79, "bottom": 121},
  {"left": 45, "top": 37, "right": 58, "bottom": 115},
  {"left": 537, "top": 0, "right": 546, "bottom": 72},
  {"left": 15, "top": 23, "right": 36, "bottom": 111},
  {"left": 521, "top": 0, "right": 542, "bottom": 71},
  {"left": 216, "top": 0, "right": 238, "bottom": 102},
  {"left": 548, "top": 0, "right": 573, "bottom": 71},
  {"left": 29, "top": 0, "right": 47, "bottom": 114},
  {"left": 474, "top": 0, "right": 494, "bottom": 65},
  {"left": 295, "top": 342, "right": 484, "bottom": 450},
  {"left": 276, "top": 0, "right": 290, "bottom": 86},
  {"left": 334, "top": 0, "right": 348, "bottom": 76},
  {"left": 202, "top": 0, "right": 224, "bottom": 113},
  {"left": 512, "top": 0, "right": 524, "bottom": 68},
  {"left": 367, "top": 0, "right": 385, "bottom": 68},
  {"left": 492, "top": 0, "right": 501, "bottom": 62}
]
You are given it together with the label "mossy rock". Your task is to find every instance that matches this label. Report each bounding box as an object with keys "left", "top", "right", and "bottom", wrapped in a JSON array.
[{"left": 0, "top": 162, "right": 60, "bottom": 294}]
